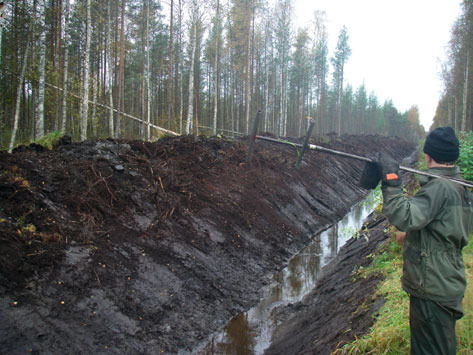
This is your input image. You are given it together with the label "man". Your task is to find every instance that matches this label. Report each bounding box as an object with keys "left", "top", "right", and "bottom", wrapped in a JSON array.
[{"left": 361, "top": 126, "right": 473, "bottom": 355}]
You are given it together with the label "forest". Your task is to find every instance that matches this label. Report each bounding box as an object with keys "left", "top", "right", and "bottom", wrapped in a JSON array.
[
  {"left": 433, "top": 0, "right": 473, "bottom": 132},
  {"left": 3, "top": 0, "right": 465, "bottom": 152}
]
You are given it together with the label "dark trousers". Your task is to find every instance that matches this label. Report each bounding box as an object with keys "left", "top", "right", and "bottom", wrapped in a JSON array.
[{"left": 409, "top": 295, "right": 463, "bottom": 355}]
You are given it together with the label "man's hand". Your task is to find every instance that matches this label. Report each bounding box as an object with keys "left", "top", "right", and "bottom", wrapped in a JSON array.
[
  {"left": 395, "top": 231, "right": 406, "bottom": 245},
  {"left": 359, "top": 161, "right": 382, "bottom": 189},
  {"left": 374, "top": 152, "right": 402, "bottom": 187}
]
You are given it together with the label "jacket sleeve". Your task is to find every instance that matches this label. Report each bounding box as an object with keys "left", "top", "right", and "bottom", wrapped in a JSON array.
[{"left": 381, "top": 183, "right": 443, "bottom": 232}]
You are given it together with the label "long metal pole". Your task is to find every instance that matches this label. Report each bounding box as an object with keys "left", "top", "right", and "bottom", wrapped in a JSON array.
[{"left": 254, "top": 135, "right": 473, "bottom": 189}]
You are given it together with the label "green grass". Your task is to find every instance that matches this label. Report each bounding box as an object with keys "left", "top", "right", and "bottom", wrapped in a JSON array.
[
  {"left": 35, "top": 131, "right": 62, "bottom": 150},
  {"left": 338, "top": 239, "right": 410, "bottom": 354}
]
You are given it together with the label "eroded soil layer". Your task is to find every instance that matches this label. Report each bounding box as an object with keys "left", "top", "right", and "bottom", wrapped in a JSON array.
[{"left": 0, "top": 134, "right": 414, "bottom": 354}]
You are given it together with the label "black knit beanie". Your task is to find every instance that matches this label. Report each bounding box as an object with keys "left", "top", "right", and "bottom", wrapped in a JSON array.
[{"left": 423, "top": 126, "right": 459, "bottom": 163}]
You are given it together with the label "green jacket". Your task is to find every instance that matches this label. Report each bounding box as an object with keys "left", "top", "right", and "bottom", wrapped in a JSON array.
[{"left": 382, "top": 166, "right": 473, "bottom": 302}]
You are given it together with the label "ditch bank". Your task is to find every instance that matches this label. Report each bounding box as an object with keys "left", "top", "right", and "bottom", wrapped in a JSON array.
[{"left": 0, "top": 134, "right": 415, "bottom": 354}]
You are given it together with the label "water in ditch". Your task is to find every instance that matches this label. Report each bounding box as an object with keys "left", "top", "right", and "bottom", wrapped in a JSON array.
[{"left": 199, "top": 190, "right": 381, "bottom": 355}]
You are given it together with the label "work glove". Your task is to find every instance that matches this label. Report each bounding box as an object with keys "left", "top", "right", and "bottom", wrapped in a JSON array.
[
  {"left": 359, "top": 161, "right": 382, "bottom": 189},
  {"left": 374, "top": 152, "right": 402, "bottom": 187}
]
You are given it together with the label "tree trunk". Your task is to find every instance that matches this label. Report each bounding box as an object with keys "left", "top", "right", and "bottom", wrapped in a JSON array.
[
  {"left": 0, "top": 1, "right": 6, "bottom": 64},
  {"left": 91, "top": 76, "right": 98, "bottom": 137},
  {"left": 116, "top": 0, "right": 126, "bottom": 138},
  {"left": 338, "top": 65, "right": 344, "bottom": 136},
  {"left": 279, "top": 58, "right": 284, "bottom": 137},
  {"left": 264, "top": 44, "right": 269, "bottom": 132},
  {"left": 79, "top": 0, "right": 91, "bottom": 141},
  {"left": 185, "top": 22, "right": 197, "bottom": 134},
  {"left": 54, "top": 0, "right": 63, "bottom": 132},
  {"left": 167, "top": 0, "right": 173, "bottom": 130},
  {"left": 35, "top": 0, "right": 47, "bottom": 140},
  {"left": 9, "top": 43, "right": 30, "bottom": 153},
  {"left": 448, "top": 97, "right": 453, "bottom": 128},
  {"left": 106, "top": 0, "right": 114, "bottom": 137},
  {"left": 212, "top": 0, "right": 219, "bottom": 136},
  {"left": 144, "top": 0, "right": 150, "bottom": 140},
  {"left": 60, "top": 0, "right": 70, "bottom": 135},
  {"left": 461, "top": 50, "right": 469, "bottom": 132},
  {"left": 178, "top": 0, "right": 183, "bottom": 134}
]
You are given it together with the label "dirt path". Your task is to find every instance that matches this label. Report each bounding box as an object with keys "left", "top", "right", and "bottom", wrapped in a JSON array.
[{"left": 0, "top": 134, "right": 415, "bottom": 354}]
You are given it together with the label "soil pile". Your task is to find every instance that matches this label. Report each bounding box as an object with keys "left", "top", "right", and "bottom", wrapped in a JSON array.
[{"left": 0, "top": 134, "right": 415, "bottom": 354}]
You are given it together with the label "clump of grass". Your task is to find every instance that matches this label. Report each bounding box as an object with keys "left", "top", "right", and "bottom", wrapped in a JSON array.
[{"left": 36, "top": 131, "right": 62, "bottom": 150}]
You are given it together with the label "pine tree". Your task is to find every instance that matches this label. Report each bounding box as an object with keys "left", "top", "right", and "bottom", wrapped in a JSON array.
[{"left": 331, "top": 25, "right": 351, "bottom": 136}]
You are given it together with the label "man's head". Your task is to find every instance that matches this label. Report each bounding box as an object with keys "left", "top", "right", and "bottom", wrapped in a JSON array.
[{"left": 423, "top": 126, "right": 459, "bottom": 165}]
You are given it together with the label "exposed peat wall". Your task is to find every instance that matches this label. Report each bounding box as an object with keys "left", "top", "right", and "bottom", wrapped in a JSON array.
[{"left": 0, "top": 134, "right": 415, "bottom": 354}]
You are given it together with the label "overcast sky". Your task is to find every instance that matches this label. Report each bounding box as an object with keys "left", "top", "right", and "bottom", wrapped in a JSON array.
[{"left": 293, "top": 0, "right": 462, "bottom": 131}]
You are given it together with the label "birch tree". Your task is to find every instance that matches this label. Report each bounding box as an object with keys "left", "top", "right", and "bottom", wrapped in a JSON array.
[
  {"left": 292, "top": 28, "right": 309, "bottom": 136},
  {"left": 9, "top": 42, "right": 29, "bottom": 153},
  {"left": 60, "top": 0, "right": 71, "bottom": 135},
  {"left": 106, "top": 0, "right": 114, "bottom": 137},
  {"left": 245, "top": 1, "right": 253, "bottom": 135},
  {"left": 212, "top": 0, "right": 220, "bottom": 135},
  {"left": 186, "top": 12, "right": 197, "bottom": 134},
  {"left": 274, "top": 0, "right": 292, "bottom": 137},
  {"left": 461, "top": 50, "right": 469, "bottom": 131},
  {"left": 143, "top": 0, "right": 151, "bottom": 140},
  {"left": 167, "top": 0, "right": 173, "bottom": 130},
  {"left": 116, "top": 0, "right": 126, "bottom": 138},
  {"left": 177, "top": 0, "right": 184, "bottom": 134},
  {"left": 185, "top": 0, "right": 205, "bottom": 134},
  {"left": 35, "top": 0, "right": 47, "bottom": 140},
  {"left": 79, "top": 0, "right": 92, "bottom": 141},
  {"left": 311, "top": 10, "right": 328, "bottom": 134},
  {"left": 262, "top": 17, "right": 273, "bottom": 133}
]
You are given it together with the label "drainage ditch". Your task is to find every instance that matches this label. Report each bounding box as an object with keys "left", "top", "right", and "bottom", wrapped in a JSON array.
[{"left": 199, "top": 191, "right": 381, "bottom": 354}]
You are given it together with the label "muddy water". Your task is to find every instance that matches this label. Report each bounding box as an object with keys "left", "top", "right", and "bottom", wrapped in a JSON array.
[{"left": 199, "top": 191, "right": 380, "bottom": 355}]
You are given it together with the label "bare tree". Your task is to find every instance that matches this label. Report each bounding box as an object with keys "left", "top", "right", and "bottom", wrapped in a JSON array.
[
  {"left": 462, "top": 50, "right": 469, "bottom": 131},
  {"left": 60, "top": 0, "right": 71, "bottom": 135},
  {"left": 106, "top": 0, "right": 114, "bottom": 137},
  {"left": 116, "top": 0, "right": 126, "bottom": 138},
  {"left": 35, "top": 0, "right": 47, "bottom": 140},
  {"left": 167, "top": 0, "right": 174, "bottom": 130},
  {"left": 178, "top": 0, "right": 184, "bottom": 134},
  {"left": 143, "top": 0, "right": 151, "bottom": 140},
  {"left": 9, "top": 43, "right": 30, "bottom": 153},
  {"left": 186, "top": 15, "right": 197, "bottom": 134},
  {"left": 274, "top": 0, "right": 292, "bottom": 137},
  {"left": 79, "top": 0, "right": 92, "bottom": 141},
  {"left": 213, "top": 0, "right": 220, "bottom": 136}
]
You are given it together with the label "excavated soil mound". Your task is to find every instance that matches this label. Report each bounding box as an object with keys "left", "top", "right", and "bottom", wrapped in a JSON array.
[{"left": 0, "top": 134, "right": 415, "bottom": 354}]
